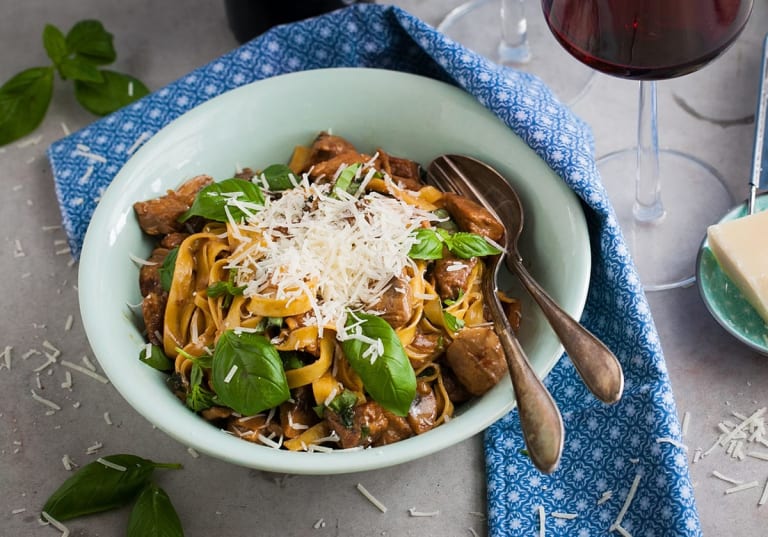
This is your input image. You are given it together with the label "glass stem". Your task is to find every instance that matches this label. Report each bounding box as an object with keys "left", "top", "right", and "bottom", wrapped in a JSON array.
[
  {"left": 634, "top": 80, "right": 665, "bottom": 223},
  {"left": 498, "top": 0, "right": 532, "bottom": 64}
]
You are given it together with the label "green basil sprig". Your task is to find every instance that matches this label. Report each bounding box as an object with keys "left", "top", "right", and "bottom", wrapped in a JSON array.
[
  {"left": 260, "top": 163, "right": 297, "bottom": 191},
  {"left": 139, "top": 344, "right": 173, "bottom": 372},
  {"left": 408, "top": 227, "right": 501, "bottom": 260},
  {"left": 158, "top": 246, "right": 179, "bottom": 293},
  {"left": 42, "top": 454, "right": 182, "bottom": 521},
  {"left": 127, "top": 483, "right": 184, "bottom": 537},
  {"left": 1, "top": 20, "right": 148, "bottom": 146},
  {"left": 211, "top": 330, "right": 290, "bottom": 415},
  {"left": 179, "top": 178, "right": 265, "bottom": 223},
  {"left": 340, "top": 312, "right": 416, "bottom": 416},
  {"left": 333, "top": 163, "right": 362, "bottom": 197}
]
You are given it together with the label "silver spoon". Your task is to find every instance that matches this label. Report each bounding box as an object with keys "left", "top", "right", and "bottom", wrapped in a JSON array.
[
  {"left": 428, "top": 154, "right": 624, "bottom": 404},
  {"left": 426, "top": 162, "right": 564, "bottom": 474}
]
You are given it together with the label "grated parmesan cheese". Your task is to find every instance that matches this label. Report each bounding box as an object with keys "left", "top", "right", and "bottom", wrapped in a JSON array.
[
  {"left": 609, "top": 473, "right": 641, "bottom": 534},
  {"left": 724, "top": 481, "right": 760, "bottom": 494},
  {"left": 408, "top": 507, "right": 440, "bottom": 517},
  {"left": 96, "top": 458, "right": 127, "bottom": 472},
  {"left": 40, "top": 511, "right": 70, "bottom": 537},
  {"left": 537, "top": 505, "right": 545, "bottom": 537},
  {"left": 356, "top": 483, "right": 388, "bottom": 513}
]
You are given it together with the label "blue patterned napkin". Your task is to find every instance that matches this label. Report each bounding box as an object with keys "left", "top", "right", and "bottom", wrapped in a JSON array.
[{"left": 47, "top": 4, "right": 700, "bottom": 536}]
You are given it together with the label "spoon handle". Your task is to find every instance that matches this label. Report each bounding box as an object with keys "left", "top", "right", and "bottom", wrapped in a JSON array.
[
  {"left": 508, "top": 256, "right": 624, "bottom": 404},
  {"left": 484, "top": 266, "right": 564, "bottom": 474}
]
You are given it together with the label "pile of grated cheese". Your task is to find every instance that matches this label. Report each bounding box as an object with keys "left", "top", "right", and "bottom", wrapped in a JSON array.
[{"left": 228, "top": 170, "right": 438, "bottom": 343}]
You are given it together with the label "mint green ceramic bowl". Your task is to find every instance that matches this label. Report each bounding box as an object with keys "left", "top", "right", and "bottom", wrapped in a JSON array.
[
  {"left": 697, "top": 193, "right": 768, "bottom": 355},
  {"left": 78, "top": 68, "right": 591, "bottom": 474}
]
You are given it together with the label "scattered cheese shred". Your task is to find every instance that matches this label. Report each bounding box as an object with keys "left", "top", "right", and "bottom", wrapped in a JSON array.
[
  {"left": 30, "top": 390, "right": 61, "bottom": 411},
  {"left": 12, "top": 508, "right": 26, "bottom": 515},
  {"left": 224, "top": 364, "right": 239, "bottom": 384},
  {"left": 724, "top": 481, "right": 760, "bottom": 494},
  {"left": 313, "top": 518, "right": 326, "bottom": 529},
  {"left": 711, "top": 470, "right": 742, "bottom": 485},
  {"left": 0, "top": 345, "right": 12, "bottom": 370},
  {"left": 681, "top": 411, "right": 691, "bottom": 437},
  {"left": 61, "top": 454, "right": 77, "bottom": 471},
  {"left": 609, "top": 473, "right": 641, "bottom": 534},
  {"left": 187, "top": 447, "right": 200, "bottom": 458},
  {"left": 408, "top": 507, "right": 440, "bottom": 517},
  {"left": 96, "top": 458, "right": 127, "bottom": 472},
  {"left": 61, "top": 360, "right": 109, "bottom": 384},
  {"left": 537, "top": 505, "right": 545, "bottom": 537},
  {"left": 40, "top": 511, "right": 70, "bottom": 537},
  {"left": 356, "top": 483, "right": 388, "bottom": 513},
  {"left": 551, "top": 512, "right": 578, "bottom": 520},
  {"left": 103, "top": 412, "right": 112, "bottom": 425},
  {"left": 656, "top": 437, "right": 688, "bottom": 451},
  {"left": 759, "top": 478, "right": 768, "bottom": 506},
  {"left": 85, "top": 442, "right": 103, "bottom": 455},
  {"left": 597, "top": 490, "right": 613, "bottom": 505}
]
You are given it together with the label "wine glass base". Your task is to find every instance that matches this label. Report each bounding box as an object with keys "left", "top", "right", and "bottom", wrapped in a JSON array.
[
  {"left": 598, "top": 148, "right": 734, "bottom": 292},
  {"left": 437, "top": 0, "right": 594, "bottom": 105}
]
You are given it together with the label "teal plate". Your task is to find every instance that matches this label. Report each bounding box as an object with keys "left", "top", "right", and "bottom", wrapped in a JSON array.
[{"left": 696, "top": 193, "right": 768, "bottom": 355}]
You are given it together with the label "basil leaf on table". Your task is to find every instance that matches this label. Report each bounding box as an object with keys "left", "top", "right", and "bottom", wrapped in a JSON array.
[
  {"left": 42, "top": 454, "right": 182, "bottom": 521},
  {"left": 444, "top": 231, "right": 501, "bottom": 259},
  {"left": 74, "top": 70, "right": 149, "bottom": 116},
  {"left": 127, "top": 483, "right": 184, "bottom": 537},
  {"left": 65, "top": 19, "right": 117, "bottom": 65},
  {"left": 261, "top": 163, "right": 296, "bottom": 191},
  {"left": 58, "top": 57, "right": 104, "bottom": 83},
  {"left": 0, "top": 67, "right": 54, "bottom": 146},
  {"left": 341, "top": 312, "right": 416, "bottom": 416},
  {"left": 42, "top": 24, "right": 68, "bottom": 64},
  {"left": 211, "top": 330, "right": 290, "bottom": 415},
  {"left": 408, "top": 228, "right": 444, "bottom": 260},
  {"left": 179, "top": 178, "right": 265, "bottom": 223}
]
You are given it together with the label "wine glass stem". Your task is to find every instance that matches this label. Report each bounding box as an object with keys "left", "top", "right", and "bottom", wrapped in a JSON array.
[
  {"left": 634, "top": 80, "right": 665, "bottom": 223},
  {"left": 498, "top": 0, "right": 531, "bottom": 64}
]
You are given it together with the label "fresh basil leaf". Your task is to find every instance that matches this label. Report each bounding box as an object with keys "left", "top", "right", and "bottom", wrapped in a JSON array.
[
  {"left": 333, "top": 163, "right": 361, "bottom": 197},
  {"left": 42, "top": 454, "right": 176, "bottom": 521},
  {"left": 280, "top": 351, "right": 305, "bottom": 371},
  {"left": 179, "top": 178, "right": 265, "bottom": 223},
  {"left": 186, "top": 382, "right": 215, "bottom": 413},
  {"left": 127, "top": 484, "right": 184, "bottom": 537},
  {"left": 159, "top": 247, "right": 179, "bottom": 293},
  {"left": 65, "top": 20, "right": 116, "bottom": 65},
  {"left": 42, "top": 24, "right": 68, "bottom": 64},
  {"left": 74, "top": 70, "right": 149, "bottom": 116},
  {"left": 443, "top": 311, "right": 465, "bottom": 333},
  {"left": 444, "top": 232, "right": 502, "bottom": 259},
  {"left": 211, "top": 330, "right": 290, "bottom": 415},
  {"left": 261, "top": 163, "right": 296, "bottom": 191},
  {"left": 432, "top": 208, "right": 458, "bottom": 232},
  {"left": 0, "top": 67, "right": 54, "bottom": 146},
  {"left": 408, "top": 228, "right": 444, "bottom": 260},
  {"left": 139, "top": 344, "right": 172, "bottom": 372},
  {"left": 340, "top": 312, "right": 416, "bottom": 416},
  {"left": 327, "top": 390, "right": 358, "bottom": 428},
  {"left": 58, "top": 57, "right": 104, "bottom": 83}
]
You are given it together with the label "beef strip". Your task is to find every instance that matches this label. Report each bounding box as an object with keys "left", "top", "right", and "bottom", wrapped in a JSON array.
[
  {"left": 325, "top": 401, "right": 390, "bottom": 448},
  {"left": 370, "top": 276, "right": 414, "bottom": 330},
  {"left": 442, "top": 192, "right": 504, "bottom": 242},
  {"left": 133, "top": 174, "right": 213, "bottom": 236},
  {"left": 432, "top": 255, "right": 478, "bottom": 301},
  {"left": 445, "top": 326, "right": 507, "bottom": 396},
  {"left": 407, "top": 380, "right": 438, "bottom": 435},
  {"left": 139, "top": 246, "right": 172, "bottom": 345},
  {"left": 306, "top": 132, "right": 358, "bottom": 168}
]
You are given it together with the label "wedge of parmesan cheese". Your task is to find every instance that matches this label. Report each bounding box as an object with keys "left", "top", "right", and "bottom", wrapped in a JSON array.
[{"left": 707, "top": 210, "right": 768, "bottom": 324}]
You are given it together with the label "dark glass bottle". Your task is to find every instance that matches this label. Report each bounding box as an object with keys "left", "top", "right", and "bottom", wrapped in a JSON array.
[{"left": 225, "top": 0, "right": 371, "bottom": 43}]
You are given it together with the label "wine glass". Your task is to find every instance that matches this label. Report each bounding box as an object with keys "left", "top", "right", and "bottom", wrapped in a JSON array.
[
  {"left": 438, "top": 0, "right": 594, "bottom": 105},
  {"left": 541, "top": 0, "right": 754, "bottom": 291}
]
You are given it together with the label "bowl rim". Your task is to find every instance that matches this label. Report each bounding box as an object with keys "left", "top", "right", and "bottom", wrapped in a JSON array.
[{"left": 78, "top": 67, "right": 592, "bottom": 474}]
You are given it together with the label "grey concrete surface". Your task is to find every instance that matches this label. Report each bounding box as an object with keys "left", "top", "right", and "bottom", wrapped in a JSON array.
[{"left": 1, "top": 1, "right": 767, "bottom": 536}]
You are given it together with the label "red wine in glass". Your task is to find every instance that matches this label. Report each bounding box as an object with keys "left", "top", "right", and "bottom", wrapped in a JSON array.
[
  {"left": 541, "top": 0, "right": 752, "bottom": 80},
  {"left": 541, "top": 0, "right": 754, "bottom": 291}
]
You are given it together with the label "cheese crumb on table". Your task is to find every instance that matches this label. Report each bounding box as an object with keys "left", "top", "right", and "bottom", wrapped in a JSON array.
[{"left": 707, "top": 210, "right": 768, "bottom": 324}]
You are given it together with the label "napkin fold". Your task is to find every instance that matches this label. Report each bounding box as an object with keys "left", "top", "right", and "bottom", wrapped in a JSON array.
[{"left": 47, "top": 4, "right": 700, "bottom": 536}]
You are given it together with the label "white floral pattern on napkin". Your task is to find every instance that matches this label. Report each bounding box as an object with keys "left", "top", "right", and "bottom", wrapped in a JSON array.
[{"left": 47, "top": 4, "right": 700, "bottom": 536}]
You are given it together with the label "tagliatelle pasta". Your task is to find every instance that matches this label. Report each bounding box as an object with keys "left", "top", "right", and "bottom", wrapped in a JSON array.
[{"left": 134, "top": 132, "right": 520, "bottom": 451}]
